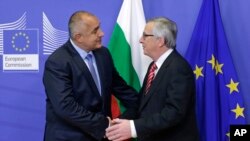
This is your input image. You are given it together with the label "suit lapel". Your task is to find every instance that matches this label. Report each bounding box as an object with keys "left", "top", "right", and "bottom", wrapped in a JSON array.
[
  {"left": 67, "top": 41, "right": 100, "bottom": 97},
  {"left": 93, "top": 50, "right": 105, "bottom": 96},
  {"left": 139, "top": 51, "right": 176, "bottom": 111}
]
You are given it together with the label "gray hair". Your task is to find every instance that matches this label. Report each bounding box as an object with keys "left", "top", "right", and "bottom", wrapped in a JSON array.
[
  {"left": 68, "top": 11, "right": 95, "bottom": 39},
  {"left": 148, "top": 17, "right": 178, "bottom": 48}
]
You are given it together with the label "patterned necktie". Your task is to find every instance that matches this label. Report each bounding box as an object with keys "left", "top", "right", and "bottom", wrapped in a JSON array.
[
  {"left": 86, "top": 54, "right": 101, "bottom": 95},
  {"left": 145, "top": 63, "right": 157, "bottom": 94}
]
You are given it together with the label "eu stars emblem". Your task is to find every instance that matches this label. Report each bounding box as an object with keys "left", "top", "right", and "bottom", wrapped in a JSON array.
[
  {"left": 3, "top": 29, "right": 39, "bottom": 71},
  {"left": 3, "top": 29, "right": 38, "bottom": 54}
]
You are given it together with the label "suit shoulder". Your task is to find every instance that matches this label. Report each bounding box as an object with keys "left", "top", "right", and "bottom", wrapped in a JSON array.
[
  {"left": 44, "top": 48, "right": 76, "bottom": 73},
  {"left": 46, "top": 42, "right": 73, "bottom": 61},
  {"left": 171, "top": 50, "right": 193, "bottom": 70}
]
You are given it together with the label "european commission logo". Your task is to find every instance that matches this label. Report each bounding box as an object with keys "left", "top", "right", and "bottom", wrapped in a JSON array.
[
  {"left": 3, "top": 29, "right": 39, "bottom": 71},
  {"left": 4, "top": 30, "right": 38, "bottom": 54},
  {"left": 0, "top": 12, "right": 68, "bottom": 72}
]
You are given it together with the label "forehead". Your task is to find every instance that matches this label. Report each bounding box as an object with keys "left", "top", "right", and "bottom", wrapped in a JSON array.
[
  {"left": 78, "top": 16, "right": 99, "bottom": 34},
  {"left": 85, "top": 16, "right": 99, "bottom": 27},
  {"left": 144, "top": 22, "right": 154, "bottom": 32}
]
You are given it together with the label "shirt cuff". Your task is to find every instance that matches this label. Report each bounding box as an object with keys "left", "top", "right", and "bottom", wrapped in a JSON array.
[{"left": 130, "top": 120, "right": 137, "bottom": 138}]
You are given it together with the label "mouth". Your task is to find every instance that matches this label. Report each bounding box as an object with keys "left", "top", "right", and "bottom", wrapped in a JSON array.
[{"left": 97, "top": 39, "right": 102, "bottom": 43}]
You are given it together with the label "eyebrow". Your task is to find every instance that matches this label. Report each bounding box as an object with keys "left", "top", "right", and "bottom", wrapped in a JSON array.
[
  {"left": 143, "top": 32, "right": 154, "bottom": 36},
  {"left": 91, "top": 24, "right": 100, "bottom": 33}
]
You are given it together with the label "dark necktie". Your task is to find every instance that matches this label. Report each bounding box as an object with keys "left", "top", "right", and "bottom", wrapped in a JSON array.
[
  {"left": 145, "top": 63, "right": 157, "bottom": 94},
  {"left": 86, "top": 54, "right": 101, "bottom": 95}
]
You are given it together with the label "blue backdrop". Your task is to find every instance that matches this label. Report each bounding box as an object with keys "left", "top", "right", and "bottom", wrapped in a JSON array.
[{"left": 0, "top": 0, "right": 249, "bottom": 140}]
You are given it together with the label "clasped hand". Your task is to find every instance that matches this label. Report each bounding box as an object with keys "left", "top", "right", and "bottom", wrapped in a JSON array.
[{"left": 105, "top": 118, "right": 132, "bottom": 141}]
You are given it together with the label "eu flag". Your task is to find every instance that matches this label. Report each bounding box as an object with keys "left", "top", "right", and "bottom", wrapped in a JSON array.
[
  {"left": 3, "top": 29, "right": 38, "bottom": 54},
  {"left": 185, "top": 0, "right": 246, "bottom": 140}
]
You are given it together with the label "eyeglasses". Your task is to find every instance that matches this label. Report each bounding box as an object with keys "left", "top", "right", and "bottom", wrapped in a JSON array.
[{"left": 142, "top": 32, "right": 154, "bottom": 39}]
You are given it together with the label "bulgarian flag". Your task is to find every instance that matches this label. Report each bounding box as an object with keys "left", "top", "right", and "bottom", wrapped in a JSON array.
[{"left": 108, "top": 0, "right": 151, "bottom": 118}]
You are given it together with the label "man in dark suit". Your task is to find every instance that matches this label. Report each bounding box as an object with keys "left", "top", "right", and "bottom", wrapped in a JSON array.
[
  {"left": 43, "top": 11, "right": 138, "bottom": 141},
  {"left": 106, "top": 17, "right": 199, "bottom": 141}
]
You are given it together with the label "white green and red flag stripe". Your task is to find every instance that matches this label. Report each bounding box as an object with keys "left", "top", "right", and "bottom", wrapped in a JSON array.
[{"left": 108, "top": 0, "right": 151, "bottom": 118}]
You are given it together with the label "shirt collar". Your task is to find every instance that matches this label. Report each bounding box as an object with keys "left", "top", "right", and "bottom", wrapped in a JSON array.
[
  {"left": 155, "top": 48, "right": 173, "bottom": 69},
  {"left": 70, "top": 39, "right": 93, "bottom": 59}
]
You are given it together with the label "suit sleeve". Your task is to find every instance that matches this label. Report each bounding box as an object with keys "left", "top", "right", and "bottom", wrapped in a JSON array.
[
  {"left": 105, "top": 49, "right": 139, "bottom": 119},
  {"left": 112, "top": 67, "right": 139, "bottom": 119}
]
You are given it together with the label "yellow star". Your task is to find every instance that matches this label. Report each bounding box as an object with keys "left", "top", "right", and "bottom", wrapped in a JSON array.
[
  {"left": 215, "top": 60, "right": 224, "bottom": 75},
  {"left": 226, "top": 78, "right": 239, "bottom": 94},
  {"left": 226, "top": 132, "right": 230, "bottom": 137},
  {"left": 207, "top": 54, "right": 216, "bottom": 69},
  {"left": 193, "top": 65, "right": 204, "bottom": 80},
  {"left": 231, "top": 103, "right": 245, "bottom": 119}
]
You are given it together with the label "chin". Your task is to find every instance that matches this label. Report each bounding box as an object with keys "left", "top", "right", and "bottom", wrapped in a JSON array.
[
  {"left": 94, "top": 46, "right": 101, "bottom": 50},
  {"left": 97, "top": 42, "right": 102, "bottom": 47}
]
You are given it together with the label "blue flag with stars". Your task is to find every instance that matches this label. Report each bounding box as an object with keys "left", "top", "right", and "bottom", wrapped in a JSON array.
[
  {"left": 185, "top": 0, "right": 246, "bottom": 140},
  {"left": 3, "top": 29, "right": 38, "bottom": 54}
]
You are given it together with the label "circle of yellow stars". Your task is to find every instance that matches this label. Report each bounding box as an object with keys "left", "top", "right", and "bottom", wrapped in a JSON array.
[
  {"left": 11, "top": 31, "right": 30, "bottom": 52},
  {"left": 192, "top": 54, "right": 245, "bottom": 139}
]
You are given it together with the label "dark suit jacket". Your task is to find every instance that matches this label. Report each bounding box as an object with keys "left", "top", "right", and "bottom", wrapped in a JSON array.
[
  {"left": 134, "top": 50, "right": 199, "bottom": 141},
  {"left": 43, "top": 40, "right": 138, "bottom": 141}
]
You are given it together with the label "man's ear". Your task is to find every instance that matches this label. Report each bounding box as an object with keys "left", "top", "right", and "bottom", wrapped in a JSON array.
[
  {"left": 158, "top": 37, "right": 166, "bottom": 47},
  {"left": 74, "top": 34, "right": 81, "bottom": 42}
]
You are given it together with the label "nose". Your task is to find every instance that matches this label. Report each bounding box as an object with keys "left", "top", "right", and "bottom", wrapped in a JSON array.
[
  {"left": 139, "top": 36, "right": 143, "bottom": 43},
  {"left": 99, "top": 29, "right": 104, "bottom": 37}
]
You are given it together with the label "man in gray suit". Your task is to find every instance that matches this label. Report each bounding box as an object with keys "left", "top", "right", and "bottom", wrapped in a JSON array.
[{"left": 106, "top": 17, "right": 199, "bottom": 141}]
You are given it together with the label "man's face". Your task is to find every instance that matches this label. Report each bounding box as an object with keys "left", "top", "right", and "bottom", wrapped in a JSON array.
[
  {"left": 78, "top": 16, "right": 104, "bottom": 51},
  {"left": 140, "top": 22, "right": 158, "bottom": 58}
]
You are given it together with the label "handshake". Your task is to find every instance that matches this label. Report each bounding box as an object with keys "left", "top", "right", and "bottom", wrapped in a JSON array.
[{"left": 105, "top": 117, "right": 134, "bottom": 141}]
